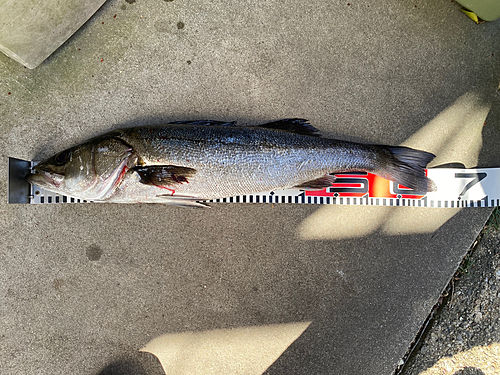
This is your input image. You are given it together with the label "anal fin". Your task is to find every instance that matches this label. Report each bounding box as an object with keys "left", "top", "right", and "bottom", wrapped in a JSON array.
[{"left": 294, "top": 175, "right": 336, "bottom": 189}]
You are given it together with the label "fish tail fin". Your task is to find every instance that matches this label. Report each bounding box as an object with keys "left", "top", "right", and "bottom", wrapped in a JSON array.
[{"left": 378, "top": 146, "right": 436, "bottom": 192}]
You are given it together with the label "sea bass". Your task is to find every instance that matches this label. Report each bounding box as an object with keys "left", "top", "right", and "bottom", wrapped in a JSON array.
[{"left": 27, "top": 119, "right": 435, "bottom": 207}]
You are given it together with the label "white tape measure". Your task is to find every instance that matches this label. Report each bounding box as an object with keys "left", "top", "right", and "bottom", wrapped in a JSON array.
[{"left": 206, "top": 169, "right": 496, "bottom": 208}]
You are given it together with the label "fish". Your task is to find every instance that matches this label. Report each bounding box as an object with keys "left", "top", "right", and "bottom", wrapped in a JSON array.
[{"left": 27, "top": 119, "right": 435, "bottom": 207}]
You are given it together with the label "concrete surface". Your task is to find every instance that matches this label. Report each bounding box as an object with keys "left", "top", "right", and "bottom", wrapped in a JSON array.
[
  {"left": 0, "top": 0, "right": 499, "bottom": 374},
  {"left": 401, "top": 225, "right": 500, "bottom": 375},
  {"left": 0, "top": 0, "right": 107, "bottom": 69}
]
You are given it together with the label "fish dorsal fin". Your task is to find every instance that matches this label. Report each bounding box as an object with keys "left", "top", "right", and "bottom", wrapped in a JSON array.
[
  {"left": 294, "top": 174, "right": 336, "bottom": 189},
  {"left": 170, "top": 119, "right": 320, "bottom": 136},
  {"left": 170, "top": 120, "right": 237, "bottom": 127},
  {"left": 133, "top": 165, "right": 197, "bottom": 187},
  {"left": 258, "top": 119, "right": 320, "bottom": 137}
]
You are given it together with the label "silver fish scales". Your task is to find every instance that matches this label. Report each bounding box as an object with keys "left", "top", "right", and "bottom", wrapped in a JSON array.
[{"left": 27, "top": 119, "right": 435, "bottom": 207}]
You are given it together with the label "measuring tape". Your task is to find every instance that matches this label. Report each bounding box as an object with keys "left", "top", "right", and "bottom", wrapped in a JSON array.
[
  {"left": 209, "top": 169, "right": 496, "bottom": 208},
  {"left": 6, "top": 159, "right": 498, "bottom": 207}
]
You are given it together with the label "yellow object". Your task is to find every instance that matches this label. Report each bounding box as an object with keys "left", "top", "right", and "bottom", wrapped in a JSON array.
[
  {"left": 461, "top": 9, "right": 481, "bottom": 24},
  {"left": 456, "top": 0, "right": 500, "bottom": 22}
]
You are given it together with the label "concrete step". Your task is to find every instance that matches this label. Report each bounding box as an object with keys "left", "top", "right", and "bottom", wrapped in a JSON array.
[{"left": 0, "top": 0, "right": 106, "bottom": 68}]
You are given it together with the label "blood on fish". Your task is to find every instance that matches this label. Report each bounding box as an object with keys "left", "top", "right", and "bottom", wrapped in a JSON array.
[
  {"left": 113, "top": 164, "right": 129, "bottom": 189},
  {"left": 118, "top": 165, "right": 129, "bottom": 181},
  {"left": 154, "top": 184, "right": 175, "bottom": 195}
]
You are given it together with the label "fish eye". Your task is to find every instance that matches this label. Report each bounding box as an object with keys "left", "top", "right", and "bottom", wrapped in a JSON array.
[{"left": 54, "top": 150, "right": 71, "bottom": 166}]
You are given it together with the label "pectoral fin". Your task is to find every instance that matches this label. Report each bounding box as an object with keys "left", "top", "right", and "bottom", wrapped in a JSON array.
[
  {"left": 294, "top": 175, "right": 336, "bottom": 189},
  {"left": 134, "top": 165, "right": 197, "bottom": 187}
]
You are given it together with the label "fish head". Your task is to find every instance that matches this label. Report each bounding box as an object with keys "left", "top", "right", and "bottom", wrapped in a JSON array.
[{"left": 27, "top": 137, "right": 136, "bottom": 200}]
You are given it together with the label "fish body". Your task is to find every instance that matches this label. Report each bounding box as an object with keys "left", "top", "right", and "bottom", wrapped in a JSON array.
[{"left": 27, "top": 119, "right": 435, "bottom": 207}]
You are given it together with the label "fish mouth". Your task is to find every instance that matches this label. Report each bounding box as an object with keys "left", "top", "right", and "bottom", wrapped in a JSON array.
[{"left": 26, "top": 168, "right": 64, "bottom": 189}]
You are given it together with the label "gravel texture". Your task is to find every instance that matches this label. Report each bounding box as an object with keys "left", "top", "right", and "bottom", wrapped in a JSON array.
[{"left": 399, "top": 212, "right": 500, "bottom": 375}]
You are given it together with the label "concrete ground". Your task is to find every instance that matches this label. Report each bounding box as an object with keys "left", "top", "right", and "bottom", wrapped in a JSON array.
[
  {"left": 401, "top": 221, "right": 500, "bottom": 375},
  {"left": 0, "top": 0, "right": 499, "bottom": 374}
]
